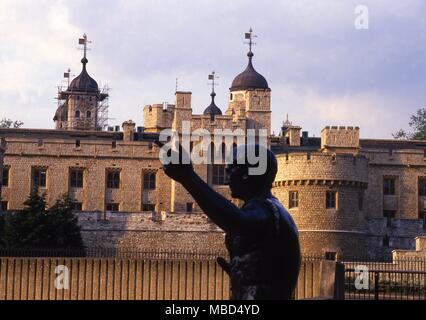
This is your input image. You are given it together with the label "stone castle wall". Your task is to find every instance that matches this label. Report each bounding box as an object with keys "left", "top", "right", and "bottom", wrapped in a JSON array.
[{"left": 78, "top": 212, "right": 226, "bottom": 253}]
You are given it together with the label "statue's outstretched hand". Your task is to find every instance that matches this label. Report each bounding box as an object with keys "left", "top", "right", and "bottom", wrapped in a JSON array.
[{"left": 155, "top": 140, "right": 194, "bottom": 184}]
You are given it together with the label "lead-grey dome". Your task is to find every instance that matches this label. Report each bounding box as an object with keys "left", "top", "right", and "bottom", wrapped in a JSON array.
[
  {"left": 230, "top": 52, "right": 269, "bottom": 92},
  {"left": 68, "top": 57, "right": 99, "bottom": 93},
  {"left": 203, "top": 92, "right": 222, "bottom": 119}
]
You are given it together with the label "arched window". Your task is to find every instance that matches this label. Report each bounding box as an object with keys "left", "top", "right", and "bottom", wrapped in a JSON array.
[
  {"left": 75, "top": 110, "right": 80, "bottom": 118},
  {"left": 86, "top": 111, "right": 92, "bottom": 118}
]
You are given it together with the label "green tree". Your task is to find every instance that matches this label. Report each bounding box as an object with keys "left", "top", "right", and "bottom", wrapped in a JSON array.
[
  {"left": 1, "top": 187, "right": 48, "bottom": 247},
  {"left": 393, "top": 108, "right": 426, "bottom": 140},
  {"left": 0, "top": 189, "right": 84, "bottom": 250},
  {"left": 45, "top": 194, "right": 84, "bottom": 248},
  {"left": 0, "top": 118, "right": 24, "bottom": 129}
]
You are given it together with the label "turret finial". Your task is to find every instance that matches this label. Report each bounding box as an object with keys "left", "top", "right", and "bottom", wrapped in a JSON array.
[
  {"left": 78, "top": 34, "right": 91, "bottom": 67},
  {"left": 244, "top": 28, "right": 257, "bottom": 61}
]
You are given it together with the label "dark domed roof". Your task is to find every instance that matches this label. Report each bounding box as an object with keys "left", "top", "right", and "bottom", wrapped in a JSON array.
[
  {"left": 69, "top": 57, "right": 99, "bottom": 93},
  {"left": 203, "top": 92, "right": 222, "bottom": 119},
  {"left": 53, "top": 103, "right": 68, "bottom": 122},
  {"left": 230, "top": 52, "right": 269, "bottom": 91}
]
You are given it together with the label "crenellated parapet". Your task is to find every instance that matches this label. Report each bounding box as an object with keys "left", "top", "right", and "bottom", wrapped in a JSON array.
[
  {"left": 321, "top": 126, "right": 360, "bottom": 154},
  {"left": 275, "top": 152, "right": 369, "bottom": 186}
]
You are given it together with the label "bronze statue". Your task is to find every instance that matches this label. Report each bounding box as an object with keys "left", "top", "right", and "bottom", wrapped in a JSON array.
[{"left": 156, "top": 142, "right": 301, "bottom": 300}]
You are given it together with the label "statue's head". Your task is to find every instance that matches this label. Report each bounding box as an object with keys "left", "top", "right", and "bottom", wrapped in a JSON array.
[{"left": 226, "top": 144, "right": 277, "bottom": 200}]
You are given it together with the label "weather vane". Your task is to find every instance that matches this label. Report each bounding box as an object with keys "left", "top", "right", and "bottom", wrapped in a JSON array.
[
  {"left": 78, "top": 34, "right": 91, "bottom": 59},
  {"left": 63, "top": 68, "right": 73, "bottom": 88},
  {"left": 208, "top": 71, "right": 219, "bottom": 93},
  {"left": 244, "top": 27, "right": 257, "bottom": 53}
]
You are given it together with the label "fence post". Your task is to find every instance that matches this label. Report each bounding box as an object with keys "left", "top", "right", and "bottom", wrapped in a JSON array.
[{"left": 374, "top": 272, "right": 380, "bottom": 300}]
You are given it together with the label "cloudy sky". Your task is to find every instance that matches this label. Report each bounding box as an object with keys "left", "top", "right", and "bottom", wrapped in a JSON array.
[{"left": 0, "top": 0, "right": 425, "bottom": 138}]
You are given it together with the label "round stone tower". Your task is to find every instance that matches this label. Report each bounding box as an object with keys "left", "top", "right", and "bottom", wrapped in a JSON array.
[{"left": 272, "top": 150, "right": 369, "bottom": 258}]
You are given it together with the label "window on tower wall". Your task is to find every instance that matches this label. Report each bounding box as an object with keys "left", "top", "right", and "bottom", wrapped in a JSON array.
[
  {"left": 289, "top": 191, "right": 299, "bottom": 209},
  {"left": 326, "top": 191, "right": 337, "bottom": 209},
  {"left": 75, "top": 110, "right": 80, "bottom": 118},
  {"left": 358, "top": 190, "right": 364, "bottom": 211},
  {"left": 383, "top": 177, "right": 396, "bottom": 195},
  {"left": 87, "top": 111, "right": 91, "bottom": 118}
]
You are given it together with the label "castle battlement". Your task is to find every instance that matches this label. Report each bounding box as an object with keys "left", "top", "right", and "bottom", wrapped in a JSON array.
[
  {"left": 275, "top": 152, "right": 369, "bottom": 183},
  {"left": 322, "top": 126, "right": 360, "bottom": 131},
  {"left": 321, "top": 125, "right": 360, "bottom": 154}
]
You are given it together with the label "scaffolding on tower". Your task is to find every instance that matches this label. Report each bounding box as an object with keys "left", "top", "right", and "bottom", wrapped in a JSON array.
[
  {"left": 53, "top": 33, "right": 111, "bottom": 131},
  {"left": 97, "top": 83, "right": 110, "bottom": 131}
]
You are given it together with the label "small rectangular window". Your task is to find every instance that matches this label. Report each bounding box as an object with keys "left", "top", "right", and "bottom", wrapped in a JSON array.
[
  {"left": 212, "top": 164, "right": 227, "bottom": 186},
  {"left": 383, "top": 210, "right": 396, "bottom": 227},
  {"left": 1, "top": 201, "right": 8, "bottom": 211},
  {"left": 358, "top": 191, "right": 364, "bottom": 211},
  {"left": 186, "top": 202, "right": 194, "bottom": 213},
  {"left": 142, "top": 204, "right": 156, "bottom": 212},
  {"left": 383, "top": 177, "right": 396, "bottom": 195},
  {"left": 419, "top": 177, "right": 426, "bottom": 196},
  {"left": 382, "top": 236, "right": 390, "bottom": 247},
  {"left": 289, "top": 191, "right": 299, "bottom": 209},
  {"left": 106, "top": 170, "right": 120, "bottom": 189},
  {"left": 73, "top": 202, "right": 83, "bottom": 211},
  {"left": 106, "top": 203, "right": 120, "bottom": 212},
  {"left": 143, "top": 172, "right": 156, "bottom": 190},
  {"left": 326, "top": 191, "right": 337, "bottom": 209},
  {"left": 70, "top": 169, "right": 84, "bottom": 188},
  {"left": 325, "top": 252, "right": 337, "bottom": 261},
  {"left": 2, "top": 167, "right": 10, "bottom": 187},
  {"left": 75, "top": 140, "right": 81, "bottom": 148},
  {"left": 112, "top": 141, "right": 117, "bottom": 149},
  {"left": 33, "top": 167, "right": 47, "bottom": 188}
]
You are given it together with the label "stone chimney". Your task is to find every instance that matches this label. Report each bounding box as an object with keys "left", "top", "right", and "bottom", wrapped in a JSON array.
[
  {"left": 172, "top": 91, "right": 192, "bottom": 132},
  {"left": 122, "top": 120, "right": 136, "bottom": 142}
]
